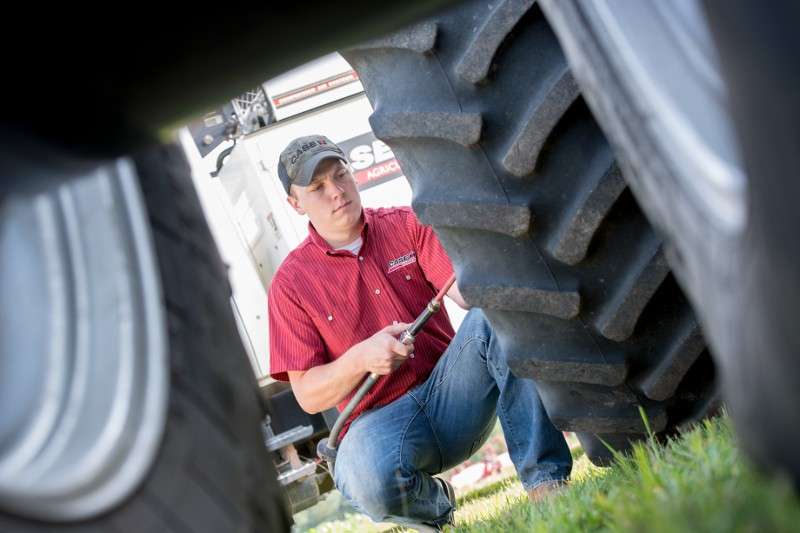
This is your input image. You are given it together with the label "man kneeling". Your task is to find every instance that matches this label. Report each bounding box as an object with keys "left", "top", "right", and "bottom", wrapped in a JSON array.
[{"left": 267, "top": 135, "right": 572, "bottom": 529}]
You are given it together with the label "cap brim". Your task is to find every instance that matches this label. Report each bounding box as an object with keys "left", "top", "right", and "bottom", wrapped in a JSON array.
[{"left": 294, "top": 152, "right": 348, "bottom": 187}]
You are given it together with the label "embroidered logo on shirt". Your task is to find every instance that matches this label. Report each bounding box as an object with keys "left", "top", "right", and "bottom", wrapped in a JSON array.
[{"left": 387, "top": 251, "right": 417, "bottom": 273}]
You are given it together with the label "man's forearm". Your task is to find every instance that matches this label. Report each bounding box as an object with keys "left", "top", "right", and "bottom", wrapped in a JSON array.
[{"left": 289, "top": 347, "right": 365, "bottom": 414}]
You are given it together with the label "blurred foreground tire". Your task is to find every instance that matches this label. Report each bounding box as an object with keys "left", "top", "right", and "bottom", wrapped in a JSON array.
[
  {"left": 541, "top": 0, "right": 800, "bottom": 482},
  {"left": 0, "top": 138, "right": 292, "bottom": 531}
]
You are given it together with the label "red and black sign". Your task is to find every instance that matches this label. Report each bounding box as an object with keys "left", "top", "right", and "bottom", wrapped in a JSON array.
[
  {"left": 271, "top": 71, "right": 360, "bottom": 109},
  {"left": 338, "top": 132, "right": 404, "bottom": 190}
]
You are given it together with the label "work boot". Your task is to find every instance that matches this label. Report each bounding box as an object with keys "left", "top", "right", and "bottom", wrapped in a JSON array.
[
  {"left": 438, "top": 477, "right": 457, "bottom": 512},
  {"left": 527, "top": 479, "right": 567, "bottom": 503}
]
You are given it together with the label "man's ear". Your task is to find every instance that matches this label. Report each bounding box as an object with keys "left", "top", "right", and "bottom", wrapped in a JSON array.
[{"left": 286, "top": 193, "right": 306, "bottom": 215}]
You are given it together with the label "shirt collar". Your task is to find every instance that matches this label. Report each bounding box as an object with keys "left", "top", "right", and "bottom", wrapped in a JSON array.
[{"left": 308, "top": 209, "right": 372, "bottom": 256}]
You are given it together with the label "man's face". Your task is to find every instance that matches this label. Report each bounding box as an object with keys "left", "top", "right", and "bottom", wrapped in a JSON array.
[{"left": 287, "top": 159, "right": 363, "bottom": 235}]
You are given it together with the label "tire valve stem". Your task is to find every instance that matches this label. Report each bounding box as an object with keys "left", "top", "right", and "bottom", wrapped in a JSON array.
[{"left": 316, "top": 274, "right": 457, "bottom": 474}]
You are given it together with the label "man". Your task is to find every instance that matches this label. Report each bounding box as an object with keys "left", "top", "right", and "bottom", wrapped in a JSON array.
[{"left": 268, "top": 135, "right": 571, "bottom": 529}]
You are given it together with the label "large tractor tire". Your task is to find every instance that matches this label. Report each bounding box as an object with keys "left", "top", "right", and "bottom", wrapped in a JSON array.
[
  {"left": 342, "top": 0, "right": 718, "bottom": 464},
  {"left": 0, "top": 137, "right": 292, "bottom": 531},
  {"left": 539, "top": 0, "right": 800, "bottom": 481}
]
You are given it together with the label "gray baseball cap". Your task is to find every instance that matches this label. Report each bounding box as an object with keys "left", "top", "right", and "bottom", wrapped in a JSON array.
[{"left": 277, "top": 134, "right": 348, "bottom": 194}]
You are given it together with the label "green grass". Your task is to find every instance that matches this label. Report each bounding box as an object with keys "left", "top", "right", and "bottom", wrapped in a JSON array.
[
  {"left": 452, "top": 415, "right": 800, "bottom": 532},
  {"left": 304, "top": 415, "right": 800, "bottom": 532}
]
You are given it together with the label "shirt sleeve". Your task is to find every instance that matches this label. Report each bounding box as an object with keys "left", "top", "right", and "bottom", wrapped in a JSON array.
[
  {"left": 403, "top": 208, "right": 455, "bottom": 291},
  {"left": 267, "top": 274, "right": 328, "bottom": 382}
]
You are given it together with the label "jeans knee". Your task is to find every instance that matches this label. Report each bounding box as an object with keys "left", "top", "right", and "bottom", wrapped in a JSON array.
[{"left": 467, "top": 308, "right": 494, "bottom": 339}]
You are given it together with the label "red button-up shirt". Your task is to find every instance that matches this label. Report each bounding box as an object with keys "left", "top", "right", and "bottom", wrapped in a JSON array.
[{"left": 268, "top": 207, "right": 455, "bottom": 440}]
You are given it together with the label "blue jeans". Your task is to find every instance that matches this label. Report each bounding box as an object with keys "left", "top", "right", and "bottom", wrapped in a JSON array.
[{"left": 333, "top": 309, "right": 572, "bottom": 526}]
